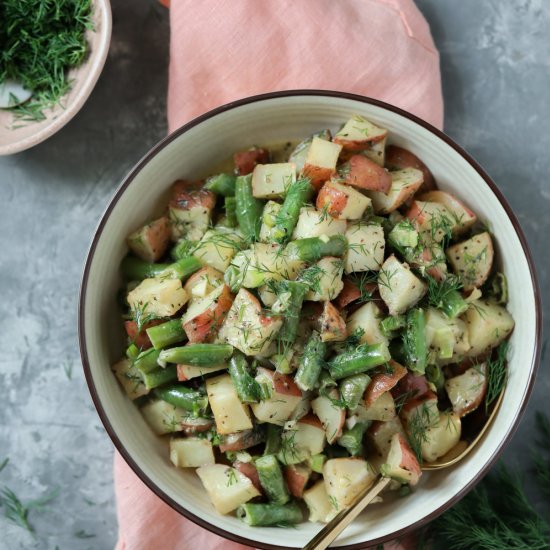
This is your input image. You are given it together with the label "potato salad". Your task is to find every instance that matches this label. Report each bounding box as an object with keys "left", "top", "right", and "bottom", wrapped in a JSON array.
[{"left": 113, "top": 115, "right": 515, "bottom": 527}]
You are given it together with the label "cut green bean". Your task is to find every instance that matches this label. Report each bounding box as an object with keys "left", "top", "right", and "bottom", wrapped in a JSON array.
[
  {"left": 264, "top": 424, "right": 282, "bottom": 456},
  {"left": 204, "top": 173, "right": 236, "bottom": 196},
  {"left": 170, "top": 240, "right": 198, "bottom": 261},
  {"left": 402, "top": 308, "right": 428, "bottom": 375},
  {"left": 272, "top": 178, "right": 314, "bottom": 243},
  {"left": 287, "top": 234, "right": 347, "bottom": 263},
  {"left": 224, "top": 196, "right": 238, "bottom": 228},
  {"left": 160, "top": 256, "right": 202, "bottom": 281},
  {"left": 339, "top": 373, "right": 371, "bottom": 410},
  {"left": 228, "top": 351, "right": 267, "bottom": 403},
  {"left": 308, "top": 454, "right": 327, "bottom": 473},
  {"left": 154, "top": 384, "right": 208, "bottom": 416},
  {"left": 141, "top": 365, "right": 178, "bottom": 389},
  {"left": 426, "top": 364, "right": 445, "bottom": 392},
  {"left": 440, "top": 289, "right": 468, "bottom": 319},
  {"left": 380, "top": 315, "right": 406, "bottom": 337},
  {"left": 121, "top": 256, "right": 170, "bottom": 280},
  {"left": 159, "top": 344, "right": 233, "bottom": 366},
  {"left": 328, "top": 343, "right": 391, "bottom": 380},
  {"left": 237, "top": 501, "right": 302, "bottom": 526},
  {"left": 126, "top": 343, "right": 140, "bottom": 360},
  {"left": 255, "top": 455, "right": 289, "bottom": 505},
  {"left": 295, "top": 333, "right": 326, "bottom": 391},
  {"left": 146, "top": 319, "right": 187, "bottom": 350},
  {"left": 277, "top": 281, "right": 309, "bottom": 347},
  {"left": 133, "top": 348, "right": 161, "bottom": 374},
  {"left": 337, "top": 422, "right": 369, "bottom": 456},
  {"left": 235, "top": 174, "right": 264, "bottom": 242}
]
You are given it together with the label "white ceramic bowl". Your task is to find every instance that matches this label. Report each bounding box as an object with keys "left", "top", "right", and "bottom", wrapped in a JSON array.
[
  {"left": 0, "top": 0, "right": 111, "bottom": 156},
  {"left": 79, "top": 91, "right": 541, "bottom": 549}
]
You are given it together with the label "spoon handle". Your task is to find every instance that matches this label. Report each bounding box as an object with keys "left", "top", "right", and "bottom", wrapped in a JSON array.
[{"left": 303, "top": 476, "right": 391, "bottom": 550}]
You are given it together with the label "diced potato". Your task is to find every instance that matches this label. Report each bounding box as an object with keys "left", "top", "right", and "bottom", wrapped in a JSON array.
[
  {"left": 445, "top": 364, "right": 487, "bottom": 417},
  {"left": 316, "top": 180, "right": 371, "bottom": 220},
  {"left": 259, "top": 200, "right": 282, "bottom": 243},
  {"left": 354, "top": 391, "right": 396, "bottom": 422},
  {"left": 362, "top": 137, "right": 386, "bottom": 167},
  {"left": 292, "top": 206, "right": 347, "bottom": 240},
  {"left": 380, "top": 433, "right": 421, "bottom": 485},
  {"left": 346, "top": 301, "right": 388, "bottom": 346},
  {"left": 419, "top": 190, "right": 477, "bottom": 236},
  {"left": 193, "top": 227, "right": 245, "bottom": 272},
  {"left": 112, "top": 357, "right": 149, "bottom": 400},
  {"left": 400, "top": 391, "right": 439, "bottom": 431},
  {"left": 311, "top": 390, "right": 346, "bottom": 444},
  {"left": 218, "top": 428, "right": 265, "bottom": 453},
  {"left": 344, "top": 222, "right": 385, "bottom": 273},
  {"left": 127, "top": 216, "right": 171, "bottom": 262},
  {"left": 168, "top": 182, "right": 216, "bottom": 241},
  {"left": 303, "top": 480, "right": 335, "bottom": 523},
  {"left": 343, "top": 155, "right": 391, "bottom": 193},
  {"left": 323, "top": 458, "right": 376, "bottom": 511},
  {"left": 251, "top": 368, "right": 303, "bottom": 426},
  {"left": 368, "top": 416, "right": 406, "bottom": 457},
  {"left": 305, "top": 257, "right": 344, "bottom": 302},
  {"left": 128, "top": 277, "right": 188, "bottom": 317},
  {"left": 364, "top": 361, "right": 407, "bottom": 406},
  {"left": 464, "top": 299, "right": 514, "bottom": 357},
  {"left": 177, "top": 363, "right": 227, "bottom": 381},
  {"left": 446, "top": 232, "right": 494, "bottom": 291},
  {"left": 141, "top": 399, "right": 189, "bottom": 435},
  {"left": 170, "top": 437, "right": 215, "bottom": 468},
  {"left": 196, "top": 464, "right": 260, "bottom": 515},
  {"left": 292, "top": 415, "right": 327, "bottom": 455},
  {"left": 288, "top": 129, "right": 332, "bottom": 172},
  {"left": 319, "top": 301, "right": 347, "bottom": 342},
  {"left": 378, "top": 255, "right": 426, "bottom": 316},
  {"left": 184, "top": 266, "right": 224, "bottom": 300},
  {"left": 421, "top": 411, "right": 462, "bottom": 463},
  {"left": 257, "top": 283, "right": 277, "bottom": 307},
  {"left": 365, "top": 168, "right": 424, "bottom": 214},
  {"left": 406, "top": 200, "right": 458, "bottom": 243},
  {"left": 302, "top": 137, "right": 343, "bottom": 189},
  {"left": 181, "top": 284, "right": 234, "bottom": 343},
  {"left": 385, "top": 145, "right": 435, "bottom": 192},
  {"left": 206, "top": 374, "right": 253, "bottom": 434},
  {"left": 333, "top": 115, "right": 388, "bottom": 151},
  {"left": 284, "top": 464, "right": 312, "bottom": 498},
  {"left": 409, "top": 242, "right": 448, "bottom": 281},
  {"left": 234, "top": 147, "right": 270, "bottom": 175},
  {"left": 252, "top": 162, "right": 296, "bottom": 198},
  {"left": 425, "top": 307, "right": 470, "bottom": 361},
  {"left": 218, "top": 288, "right": 283, "bottom": 355}
]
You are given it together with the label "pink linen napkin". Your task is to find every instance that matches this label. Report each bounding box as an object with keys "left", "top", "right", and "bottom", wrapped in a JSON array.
[{"left": 115, "top": 1, "right": 443, "bottom": 548}]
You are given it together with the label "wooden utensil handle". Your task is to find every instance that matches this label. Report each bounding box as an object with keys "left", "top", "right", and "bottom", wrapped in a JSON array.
[{"left": 302, "top": 476, "right": 391, "bottom": 550}]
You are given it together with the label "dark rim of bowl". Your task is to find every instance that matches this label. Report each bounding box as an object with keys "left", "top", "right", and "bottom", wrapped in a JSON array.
[{"left": 78, "top": 90, "right": 542, "bottom": 549}]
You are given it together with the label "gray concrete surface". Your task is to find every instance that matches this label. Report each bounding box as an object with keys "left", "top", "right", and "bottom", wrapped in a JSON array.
[{"left": 0, "top": 0, "right": 547, "bottom": 548}]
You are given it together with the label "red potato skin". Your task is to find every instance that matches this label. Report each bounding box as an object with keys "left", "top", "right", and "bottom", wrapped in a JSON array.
[
  {"left": 385, "top": 145, "right": 436, "bottom": 192},
  {"left": 234, "top": 461, "right": 263, "bottom": 494},
  {"left": 298, "top": 413, "right": 324, "bottom": 430},
  {"left": 394, "top": 433, "right": 422, "bottom": 483},
  {"left": 284, "top": 465, "right": 310, "bottom": 498},
  {"left": 334, "top": 278, "right": 379, "bottom": 310},
  {"left": 365, "top": 362, "right": 407, "bottom": 406},
  {"left": 219, "top": 429, "right": 265, "bottom": 453},
  {"left": 128, "top": 217, "right": 171, "bottom": 262},
  {"left": 404, "top": 200, "right": 426, "bottom": 228},
  {"left": 180, "top": 417, "right": 214, "bottom": 435},
  {"left": 184, "top": 266, "right": 223, "bottom": 295},
  {"left": 391, "top": 373, "right": 430, "bottom": 403},
  {"left": 234, "top": 147, "right": 270, "bottom": 175},
  {"left": 419, "top": 247, "right": 446, "bottom": 281},
  {"left": 333, "top": 133, "right": 386, "bottom": 151},
  {"left": 302, "top": 164, "right": 335, "bottom": 191},
  {"left": 316, "top": 181, "right": 349, "bottom": 218},
  {"left": 345, "top": 155, "right": 391, "bottom": 193},
  {"left": 256, "top": 367, "right": 302, "bottom": 398},
  {"left": 170, "top": 181, "right": 216, "bottom": 210},
  {"left": 124, "top": 319, "right": 164, "bottom": 349},
  {"left": 183, "top": 285, "right": 234, "bottom": 343},
  {"left": 320, "top": 301, "right": 347, "bottom": 341},
  {"left": 400, "top": 391, "right": 438, "bottom": 425}
]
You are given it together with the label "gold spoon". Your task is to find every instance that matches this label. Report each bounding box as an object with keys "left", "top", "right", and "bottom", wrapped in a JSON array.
[{"left": 302, "top": 391, "right": 504, "bottom": 550}]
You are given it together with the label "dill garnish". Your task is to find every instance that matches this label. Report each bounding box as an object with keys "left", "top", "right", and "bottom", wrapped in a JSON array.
[
  {"left": 0, "top": 0, "right": 93, "bottom": 122},
  {"left": 485, "top": 341, "right": 509, "bottom": 413}
]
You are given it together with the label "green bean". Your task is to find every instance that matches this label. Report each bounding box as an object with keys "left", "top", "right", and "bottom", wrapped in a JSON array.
[
  {"left": 403, "top": 308, "right": 428, "bottom": 375},
  {"left": 224, "top": 196, "right": 238, "bottom": 228},
  {"left": 159, "top": 344, "right": 233, "bottom": 366},
  {"left": 154, "top": 384, "right": 208, "bottom": 416},
  {"left": 337, "top": 422, "right": 369, "bottom": 456},
  {"left": 339, "top": 373, "right": 371, "bottom": 410},
  {"left": 170, "top": 240, "right": 198, "bottom": 261},
  {"left": 255, "top": 455, "right": 289, "bottom": 505},
  {"left": 328, "top": 343, "right": 391, "bottom": 380},
  {"left": 277, "top": 281, "right": 309, "bottom": 347},
  {"left": 141, "top": 365, "right": 178, "bottom": 389},
  {"left": 380, "top": 315, "right": 406, "bottom": 337},
  {"left": 295, "top": 333, "right": 326, "bottom": 391},
  {"left": 160, "top": 257, "right": 202, "bottom": 281},
  {"left": 440, "top": 289, "right": 468, "bottom": 319},
  {"left": 146, "top": 319, "right": 187, "bottom": 350},
  {"left": 133, "top": 348, "right": 161, "bottom": 374},
  {"left": 264, "top": 425, "right": 282, "bottom": 456},
  {"left": 204, "top": 173, "right": 236, "bottom": 196},
  {"left": 286, "top": 234, "right": 347, "bottom": 263},
  {"left": 235, "top": 174, "right": 264, "bottom": 242},
  {"left": 126, "top": 343, "right": 140, "bottom": 359},
  {"left": 272, "top": 178, "right": 314, "bottom": 243},
  {"left": 237, "top": 501, "right": 302, "bottom": 526},
  {"left": 120, "top": 256, "right": 170, "bottom": 280},
  {"left": 426, "top": 364, "right": 445, "bottom": 392},
  {"left": 228, "top": 351, "right": 266, "bottom": 403},
  {"left": 308, "top": 454, "right": 326, "bottom": 473}
]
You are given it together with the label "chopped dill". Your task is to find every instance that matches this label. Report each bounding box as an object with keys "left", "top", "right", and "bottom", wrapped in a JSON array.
[{"left": 485, "top": 341, "right": 509, "bottom": 413}]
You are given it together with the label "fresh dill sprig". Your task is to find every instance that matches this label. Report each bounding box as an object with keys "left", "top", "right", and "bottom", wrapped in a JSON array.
[
  {"left": 0, "top": 0, "right": 93, "bottom": 122},
  {"left": 426, "top": 274, "right": 463, "bottom": 309},
  {"left": 485, "top": 341, "right": 509, "bottom": 413},
  {"left": 406, "top": 404, "right": 431, "bottom": 463}
]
